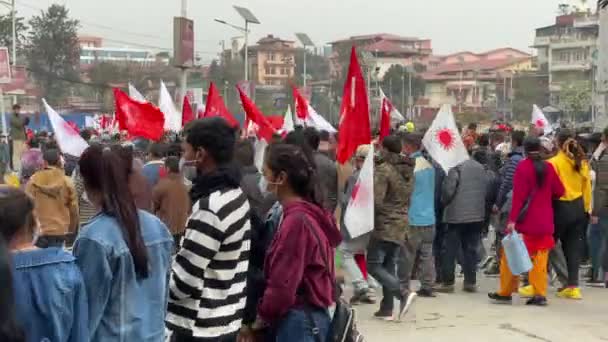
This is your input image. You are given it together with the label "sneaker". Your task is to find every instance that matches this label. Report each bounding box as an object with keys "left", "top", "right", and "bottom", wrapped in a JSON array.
[
  {"left": 526, "top": 296, "right": 548, "bottom": 306},
  {"left": 463, "top": 283, "right": 478, "bottom": 293},
  {"left": 373, "top": 309, "right": 394, "bottom": 321},
  {"left": 417, "top": 288, "right": 437, "bottom": 298},
  {"left": 483, "top": 263, "right": 500, "bottom": 277},
  {"left": 435, "top": 284, "right": 455, "bottom": 293},
  {"left": 557, "top": 287, "right": 583, "bottom": 300},
  {"left": 356, "top": 289, "right": 376, "bottom": 304},
  {"left": 398, "top": 292, "right": 417, "bottom": 321},
  {"left": 518, "top": 285, "right": 534, "bottom": 298},
  {"left": 488, "top": 292, "right": 512, "bottom": 304}
]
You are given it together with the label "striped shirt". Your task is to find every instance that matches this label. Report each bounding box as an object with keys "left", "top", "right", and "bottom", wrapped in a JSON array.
[{"left": 166, "top": 187, "right": 251, "bottom": 340}]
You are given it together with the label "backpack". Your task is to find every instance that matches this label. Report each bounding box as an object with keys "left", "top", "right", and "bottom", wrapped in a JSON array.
[{"left": 303, "top": 218, "right": 364, "bottom": 342}]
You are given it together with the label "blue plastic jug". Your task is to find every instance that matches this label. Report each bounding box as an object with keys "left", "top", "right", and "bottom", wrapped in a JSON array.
[{"left": 502, "top": 231, "right": 533, "bottom": 275}]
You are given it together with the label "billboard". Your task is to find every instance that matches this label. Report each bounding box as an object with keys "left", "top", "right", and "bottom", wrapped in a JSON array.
[
  {"left": 0, "top": 47, "right": 11, "bottom": 84},
  {"left": 173, "top": 17, "right": 194, "bottom": 68}
]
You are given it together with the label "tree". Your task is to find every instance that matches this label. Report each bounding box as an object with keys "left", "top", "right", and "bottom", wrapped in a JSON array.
[
  {"left": 0, "top": 14, "right": 28, "bottom": 60},
  {"left": 293, "top": 49, "right": 330, "bottom": 84},
  {"left": 560, "top": 81, "right": 592, "bottom": 122},
  {"left": 26, "top": 4, "right": 80, "bottom": 102},
  {"left": 512, "top": 74, "right": 549, "bottom": 121},
  {"left": 381, "top": 64, "right": 425, "bottom": 113}
]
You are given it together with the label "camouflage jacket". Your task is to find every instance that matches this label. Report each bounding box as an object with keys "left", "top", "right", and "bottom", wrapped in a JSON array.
[{"left": 373, "top": 150, "right": 413, "bottom": 244}]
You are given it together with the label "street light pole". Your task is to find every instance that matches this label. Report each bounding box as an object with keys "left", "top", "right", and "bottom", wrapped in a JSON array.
[
  {"left": 303, "top": 47, "right": 307, "bottom": 87},
  {"left": 11, "top": 0, "right": 15, "bottom": 65},
  {"left": 244, "top": 21, "right": 249, "bottom": 82}
]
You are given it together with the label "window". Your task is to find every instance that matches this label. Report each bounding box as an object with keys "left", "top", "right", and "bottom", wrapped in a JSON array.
[
  {"left": 558, "top": 52, "right": 569, "bottom": 62},
  {"left": 574, "top": 51, "right": 584, "bottom": 61},
  {"left": 265, "top": 67, "right": 271, "bottom": 75},
  {"left": 267, "top": 53, "right": 276, "bottom": 61},
  {"left": 270, "top": 67, "right": 276, "bottom": 75}
]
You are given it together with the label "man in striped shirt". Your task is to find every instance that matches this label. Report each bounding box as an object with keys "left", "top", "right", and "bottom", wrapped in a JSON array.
[{"left": 166, "top": 117, "right": 251, "bottom": 342}]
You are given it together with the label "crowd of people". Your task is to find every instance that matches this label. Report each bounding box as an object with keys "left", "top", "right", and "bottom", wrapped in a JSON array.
[{"left": 0, "top": 110, "right": 606, "bottom": 342}]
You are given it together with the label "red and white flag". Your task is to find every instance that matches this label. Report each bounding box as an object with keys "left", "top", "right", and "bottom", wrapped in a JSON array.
[
  {"left": 422, "top": 104, "right": 469, "bottom": 172},
  {"left": 531, "top": 104, "right": 552, "bottom": 135},
  {"left": 43, "top": 99, "right": 89, "bottom": 157},
  {"left": 237, "top": 85, "right": 276, "bottom": 142},
  {"left": 379, "top": 93, "right": 391, "bottom": 142},
  {"left": 337, "top": 46, "right": 371, "bottom": 164},
  {"left": 344, "top": 145, "right": 374, "bottom": 239},
  {"left": 293, "top": 85, "right": 310, "bottom": 121},
  {"left": 159, "top": 80, "right": 182, "bottom": 132},
  {"left": 280, "top": 105, "right": 295, "bottom": 135},
  {"left": 292, "top": 85, "right": 336, "bottom": 133},
  {"left": 203, "top": 82, "right": 239, "bottom": 127},
  {"left": 128, "top": 83, "right": 146, "bottom": 103},
  {"left": 379, "top": 88, "right": 404, "bottom": 122}
]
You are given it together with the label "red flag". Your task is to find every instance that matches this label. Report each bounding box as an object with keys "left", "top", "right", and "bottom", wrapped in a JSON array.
[
  {"left": 182, "top": 95, "right": 195, "bottom": 127},
  {"left": 204, "top": 82, "right": 239, "bottom": 127},
  {"left": 337, "top": 47, "right": 371, "bottom": 164},
  {"left": 379, "top": 97, "right": 391, "bottom": 142},
  {"left": 292, "top": 85, "right": 310, "bottom": 120},
  {"left": 113, "top": 88, "right": 165, "bottom": 141},
  {"left": 237, "top": 85, "right": 276, "bottom": 142}
]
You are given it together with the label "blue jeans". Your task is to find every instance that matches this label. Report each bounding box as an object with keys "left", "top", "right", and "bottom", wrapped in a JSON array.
[
  {"left": 367, "top": 238, "right": 402, "bottom": 312},
  {"left": 275, "top": 308, "right": 330, "bottom": 342}
]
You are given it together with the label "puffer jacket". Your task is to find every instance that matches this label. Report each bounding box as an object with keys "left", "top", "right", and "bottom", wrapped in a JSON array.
[
  {"left": 442, "top": 159, "right": 489, "bottom": 224},
  {"left": 373, "top": 150, "right": 413, "bottom": 244}
]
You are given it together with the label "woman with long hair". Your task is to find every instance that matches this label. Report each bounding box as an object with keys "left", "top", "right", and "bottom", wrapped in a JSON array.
[
  {"left": 110, "top": 144, "right": 152, "bottom": 211},
  {"left": 489, "top": 137, "right": 564, "bottom": 306},
  {"left": 0, "top": 237, "right": 24, "bottom": 342},
  {"left": 73, "top": 145, "right": 173, "bottom": 341},
  {"left": 246, "top": 143, "right": 342, "bottom": 342},
  {"left": 0, "top": 185, "right": 87, "bottom": 342},
  {"left": 548, "top": 130, "right": 592, "bottom": 299}
]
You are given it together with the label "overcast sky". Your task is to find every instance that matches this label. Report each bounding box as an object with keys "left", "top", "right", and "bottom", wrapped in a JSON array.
[{"left": 19, "top": 0, "right": 576, "bottom": 62}]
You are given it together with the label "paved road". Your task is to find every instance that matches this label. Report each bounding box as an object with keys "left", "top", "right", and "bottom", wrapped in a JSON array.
[{"left": 354, "top": 276, "right": 608, "bottom": 342}]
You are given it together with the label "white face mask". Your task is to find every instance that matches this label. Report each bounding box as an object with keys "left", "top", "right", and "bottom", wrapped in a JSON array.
[{"left": 258, "top": 176, "right": 270, "bottom": 196}]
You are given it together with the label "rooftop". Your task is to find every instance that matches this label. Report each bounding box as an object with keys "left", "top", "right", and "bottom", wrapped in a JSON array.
[{"left": 330, "top": 33, "right": 425, "bottom": 44}]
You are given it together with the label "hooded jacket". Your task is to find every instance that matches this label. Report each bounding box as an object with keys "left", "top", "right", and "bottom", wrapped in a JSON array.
[
  {"left": 550, "top": 150, "right": 592, "bottom": 213},
  {"left": 26, "top": 166, "right": 78, "bottom": 236},
  {"left": 373, "top": 150, "right": 413, "bottom": 244},
  {"left": 258, "top": 200, "right": 342, "bottom": 323}
]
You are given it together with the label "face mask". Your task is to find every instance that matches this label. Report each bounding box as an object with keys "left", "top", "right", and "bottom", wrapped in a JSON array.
[
  {"left": 258, "top": 176, "right": 270, "bottom": 196},
  {"left": 179, "top": 157, "right": 197, "bottom": 170}
]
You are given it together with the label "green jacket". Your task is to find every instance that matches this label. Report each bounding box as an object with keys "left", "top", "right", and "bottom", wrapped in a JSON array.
[
  {"left": 10, "top": 114, "right": 27, "bottom": 141},
  {"left": 373, "top": 150, "right": 413, "bottom": 244}
]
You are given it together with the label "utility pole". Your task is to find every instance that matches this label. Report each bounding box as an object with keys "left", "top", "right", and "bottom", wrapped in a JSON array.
[
  {"left": 244, "top": 21, "right": 249, "bottom": 81},
  {"left": 401, "top": 72, "right": 405, "bottom": 115},
  {"left": 178, "top": 0, "right": 188, "bottom": 112}
]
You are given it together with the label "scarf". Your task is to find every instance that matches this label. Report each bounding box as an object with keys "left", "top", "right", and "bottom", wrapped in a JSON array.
[{"left": 190, "top": 163, "right": 242, "bottom": 204}]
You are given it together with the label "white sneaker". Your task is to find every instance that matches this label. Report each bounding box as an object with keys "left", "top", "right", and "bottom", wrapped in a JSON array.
[{"left": 398, "top": 292, "right": 417, "bottom": 321}]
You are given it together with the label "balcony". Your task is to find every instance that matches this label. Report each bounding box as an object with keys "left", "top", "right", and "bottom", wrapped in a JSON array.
[
  {"left": 532, "top": 36, "right": 551, "bottom": 47},
  {"left": 551, "top": 60, "right": 592, "bottom": 71},
  {"left": 265, "top": 59, "right": 294, "bottom": 66},
  {"left": 550, "top": 37, "right": 597, "bottom": 49}
]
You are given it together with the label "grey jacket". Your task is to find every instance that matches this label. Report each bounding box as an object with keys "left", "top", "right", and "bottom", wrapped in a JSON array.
[
  {"left": 313, "top": 151, "right": 338, "bottom": 212},
  {"left": 442, "top": 159, "right": 488, "bottom": 224}
]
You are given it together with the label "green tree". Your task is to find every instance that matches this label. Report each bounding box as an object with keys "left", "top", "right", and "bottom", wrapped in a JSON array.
[
  {"left": 0, "top": 14, "right": 28, "bottom": 60},
  {"left": 26, "top": 4, "right": 80, "bottom": 102},
  {"left": 381, "top": 64, "right": 425, "bottom": 113},
  {"left": 512, "top": 74, "right": 549, "bottom": 121},
  {"left": 560, "top": 81, "right": 592, "bottom": 122},
  {"left": 293, "top": 49, "right": 330, "bottom": 84}
]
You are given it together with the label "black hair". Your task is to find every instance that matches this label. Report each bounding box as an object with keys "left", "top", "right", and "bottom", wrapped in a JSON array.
[
  {"left": 148, "top": 142, "right": 167, "bottom": 159},
  {"left": 234, "top": 140, "right": 255, "bottom": 167},
  {"left": 303, "top": 126, "right": 321, "bottom": 151},
  {"left": 511, "top": 130, "right": 525, "bottom": 147},
  {"left": 80, "top": 129, "right": 92, "bottom": 142},
  {"left": 319, "top": 130, "right": 330, "bottom": 142},
  {"left": 467, "top": 123, "right": 477, "bottom": 130},
  {"left": 185, "top": 117, "right": 236, "bottom": 165},
  {"left": 267, "top": 143, "right": 322, "bottom": 207},
  {"left": 284, "top": 130, "right": 316, "bottom": 169},
  {"left": 79, "top": 145, "right": 149, "bottom": 278},
  {"left": 524, "top": 137, "right": 546, "bottom": 187},
  {"left": 477, "top": 133, "right": 490, "bottom": 147},
  {"left": 43, "top": 149, "right": 61, "bottom": 167},
  {"left": 382, "top": 135, "right": 402, "bottom": 154},
  {"left": 0, "top": 238, "right": 24, "bottom": 342},
  {"left": 165, "top": 156, "right": 180, "bottom": 174},
  {"left": 402, "top": 133, "right": 422, "bottom": 150},
  {"left": 11, "top": 104, "right": 20, "bottom": 111},
  {"left": 28, "top": 137, "right": 40, "bottom": 149},
  {"left": 0, "top": 186, "right": 36, "bottom": 243}
]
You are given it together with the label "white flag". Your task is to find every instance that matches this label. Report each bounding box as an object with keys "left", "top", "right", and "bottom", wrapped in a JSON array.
[
  {"left": 308, "top": 105, "right": 337, "bottom": 133},
  {"left": 43, "top": 99, "right": 89, "bottom": 157},
  {"left": 531, "top": 104, "right": 552, "bottom": 135},
  {"left": 344, "top": 145, "right": 374, "bottom": 239},
  {"left": 422, "top": 104, "right": 469, "bottom": 173},
  {"left": 379, "top": 88, "right": 405, "bottom": 122},
  {"left": 159, "top": 80, "right": 182, "bottom": 132},
  {"left": 84, "top": 116, "right": 96, "bottom": 128},
  {"left": 254, "top": 138, "right": 268, "bottom": 173},
  {"left": 281, "top": 105, "right": 295, "bottom": 134},
  {"left": 128, "top": 83, "right": 146, "bottom": 103}
]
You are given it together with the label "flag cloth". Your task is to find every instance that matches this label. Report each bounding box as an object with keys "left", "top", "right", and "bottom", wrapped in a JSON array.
[
  {"left": 128, "top": 83, "right": 146, "bottom": 103},
  {"left": 531, "top": 104, "right": 552, "bottom": 135},
  {"left": 204, "top": 82, "right": 239, "bottom": 127},
  {"left": 280, "top": 105, "right": 295, "bottom": 135},
  {"left": 422, "top": 104, "right": 469, "bottom": 173},
  {"left": 379, "top": 94, "right": 391, "bottom": 142},
  {"left": 293, "top": 85, "right": 310, "bottom": 120},
  {"left": 254, "top": 138, "right": 268, "bottom": 174},
  {"left": 237, "top": 85, "right": 276, "bottom": 142},
  {"left": 43, "top": 99, "right": 89, "bottom": 157},
  {"left": 114, "top": 88, "right": 165, "bottom": 141},
  {"left": 379, "top": 88, "right": 404, "bottom": 122},
  {"left": 344, "top": 145, "right": 374, "bottom": 239},
  {"left": 159, "top": 80, "right": 182, "bottom": 132},
  {"left": 308, "top": 105, "right": 337, "bottom": 133},
  {"left": 182, "top": 95, "right": 195, "bottom": 127},
  {"left": 337, "top": 46, "right": 371, "bottom": 164}
]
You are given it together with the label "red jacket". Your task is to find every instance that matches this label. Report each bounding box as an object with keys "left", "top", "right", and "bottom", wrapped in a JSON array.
[
  {"left": 258, "top": 200, "right": 342, "bottom": 323},
  {"left": 509, "top": 159, "right": 565, "bottom": 252}
]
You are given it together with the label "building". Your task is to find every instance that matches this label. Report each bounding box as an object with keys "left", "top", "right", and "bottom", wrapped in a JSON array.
[
  {"left": 419, "top": 48, "right": 533, "bottom": 115},
  {"left": 595, "top": 4, "right": 608, "bottom": 130},
  {"left": 248, "top": 34, "right": 296, "bottom": 87},
  {"left": 532, "top": 12, "right": 599, "bottom": 108},
  {"left": 329, "top": 33, "right": 433, "bottom": 80},
  {"left": 78, "top": 36, "right": 157, "bottom": 66}
]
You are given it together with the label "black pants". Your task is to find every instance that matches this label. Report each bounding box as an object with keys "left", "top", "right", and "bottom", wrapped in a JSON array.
[
  {"left": 554, "top": 198, "right": 586, "bottom": 287},
  {"left": 433, "top": 222, "right": 446, "bottom": 283},
  {"left": 441, "top": 222, "right": 483, "bottom": 286},
  {"left": 35, "top": 235, "right": 67, "bottom": 249}
]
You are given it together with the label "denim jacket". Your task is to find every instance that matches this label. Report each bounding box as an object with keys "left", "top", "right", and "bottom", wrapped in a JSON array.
[
  {"left": 12, "top": 247, "right": 89, "bottom": 342},
  {"left": 73, "top": 210, "right": 173, "bottom": 342}
]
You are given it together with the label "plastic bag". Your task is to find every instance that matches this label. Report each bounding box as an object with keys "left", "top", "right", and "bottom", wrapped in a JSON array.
[{"left": 501, "top": 231, "right": 532, "bottom": 275}]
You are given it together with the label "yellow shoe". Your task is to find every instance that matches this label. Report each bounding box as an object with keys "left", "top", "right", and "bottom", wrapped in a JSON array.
[
  {"left": 557, "top": 287, "right": 583, "bottom": 300},
  {"left": 518, "top": 285, "right": 534, "bottom": 298}
]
